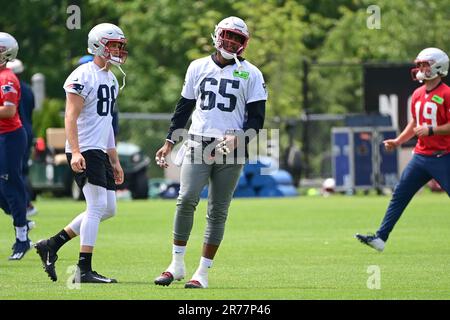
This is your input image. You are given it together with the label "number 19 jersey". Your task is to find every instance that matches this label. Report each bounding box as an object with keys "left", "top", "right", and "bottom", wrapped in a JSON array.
[
  {"left": 63, "top": 61, "right": 118, "bottom": 153},
  {"left": 411, "top": 82, "right": 450, "bottom": 156},
  {"left": 182, "top": 55, "right": 268, "bottom": 138}
]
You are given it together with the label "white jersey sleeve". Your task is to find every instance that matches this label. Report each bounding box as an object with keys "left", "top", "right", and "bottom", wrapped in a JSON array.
[
  {"left": 63, "top": 65, "right": 93, "bottom": 99},
  {"left": 181, "top": 61, "right": 196, "bottom": 100},
  {"left": 247, "top": 68, "right": 268, "bottom": 103}
]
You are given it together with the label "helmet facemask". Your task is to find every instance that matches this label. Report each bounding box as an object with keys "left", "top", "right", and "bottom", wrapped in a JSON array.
[
  {"left": 411, "top": 60, "right": 438, "bottom": 82},
  {"left": 216, "top": 29, "right": 249, "bottom": 58},
  {"left": 0, "top": 46, "right": 8, "bottom": 66},
  {"left": 89, "top": 38, "right": 128, "bottom": 89},
  {"left": 0, "top": 45, "right": 18, "bottom": 66},
  {"left": 99, "top": 39, "right": 128, "bottom": 66}
]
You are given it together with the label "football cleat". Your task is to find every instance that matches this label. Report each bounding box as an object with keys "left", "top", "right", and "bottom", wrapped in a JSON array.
[
  {"left": 185, "top": 273, "right": 208, "bottom": 289},
  {"left": 35, "top": 239, "right": 58, "bottom": 281},
  {"left": 154, "top": 265, "right": 185, "bottom": 286},
  {"left": 27, "top": 220, "right": 36, "bottom": 230},
  {"left": 185, "top": 276, "right": 208, "bottom": 289},
  {"left": 26, "top": 205, "right": 38, "bottom": 217},
  {"left": 73, "top": 270, "right": 117, "bottom": 284},
  {"left": 9, "top": 239, "right": 32, "bottom": 260},
  {"left": 154, "top": 271, "right": 175, "bottom": 286},
  {"left": 184, "top": 280, "right": 204, "bottom": 289},
  {"left": 355, "top": 233, "right": 385, "bottom": 252},
  {"left": 155, "top": 271, "right": 184, "bottom": 286}
]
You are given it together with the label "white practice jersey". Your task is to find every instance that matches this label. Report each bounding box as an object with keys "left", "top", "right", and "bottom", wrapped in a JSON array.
[
  {"left": 182, "top": 55, "right": 268, "bottom": 138},
  {"left": 63, "top": 61, "right": 118, "bottom": 153}
]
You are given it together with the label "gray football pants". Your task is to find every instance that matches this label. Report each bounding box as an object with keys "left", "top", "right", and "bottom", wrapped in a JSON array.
[{"left": 173, "top": 148, "right": 243, "bottom": 246}]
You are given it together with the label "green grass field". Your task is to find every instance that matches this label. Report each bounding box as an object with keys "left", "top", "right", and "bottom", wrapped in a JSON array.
[{"left": 1, "top": 193, "right": 449, "bottom": 300}]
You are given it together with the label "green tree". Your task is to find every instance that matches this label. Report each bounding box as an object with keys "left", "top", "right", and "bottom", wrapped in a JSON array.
[
  {"left": 313, "top": 0, "right": 450, "bottom": 114},
  {"left": 234, "top": 0, "right": 308, "bottom": 118},
  {"left": 115, "top": 0, "right": 236, "bottom": 113},
  {"left": 0, "top": 0, "right": 120, "bottom": 99},
  {"left": 3, "top": 0, "right": 449, "bottom": 178}
]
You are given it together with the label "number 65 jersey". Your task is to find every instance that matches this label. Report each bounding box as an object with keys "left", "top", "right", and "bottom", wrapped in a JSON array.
[
  {"left": 63, "top": 61, "right": 118, "bottom": 153},
  {"left": 411, "top": 82, "right": 450, "bottom": 156},
  {"left": 182, "top": 55, "right": 268, "bottom": 138}
]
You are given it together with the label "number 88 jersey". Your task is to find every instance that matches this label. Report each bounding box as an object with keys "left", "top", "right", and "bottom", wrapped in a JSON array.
[
  {"left": 182, "top": 55, "right": 268, "bottom": 138},
  {"left": 63, "top": 61, "right": 118, "bottom": 153},
  {"left": 411, "top": 82, "right": 450, "bottom": 156}
]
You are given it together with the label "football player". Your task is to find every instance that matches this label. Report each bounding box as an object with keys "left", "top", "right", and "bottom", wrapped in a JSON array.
[
  {"left": 154, "top": 16, "right": 268, "bottom": 288},
  {"left": 356, "top": 48, "right": 450, "bottom": 252},
  {"left": 6, "top": 59, "right": 38, "bottom": 218},
  {"left": 0, "top": 32, "right": 32, "bottom": 260},
  {"left": 35, "top": 23, "right": 126, "bottom": 283}
]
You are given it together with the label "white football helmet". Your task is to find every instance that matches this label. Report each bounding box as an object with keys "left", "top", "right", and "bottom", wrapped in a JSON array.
[
  {"left": 87, "top": 23, "right": 127, "bottom": 65},
  {"left": 411, "top": 47, "right": 449, "bottom": 81},
  {"left": 212, "top": 16, "right": 249, "bottom": 60},
  {"left": 0, "top": 32, "right": 19, "bottom": 66}
]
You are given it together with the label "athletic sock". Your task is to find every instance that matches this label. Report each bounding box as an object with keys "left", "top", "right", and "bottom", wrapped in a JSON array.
[
  {"left": 194, "top": 256, "right": 213, "bottom": 276},
  {"left": 167, "top": 245, "right": 186, "bottom": 275},
  {"left": 172, "top": 244, "right": 186, "bottom": 263},
  {"left": 78, "top": 252, "right": 92, "bottom": 273},
  {"left": 15, "top": 226, "right": 28, "bottom": 242},
  {"left": 48, "top": 229, "right": 71, "bottom": 251}
]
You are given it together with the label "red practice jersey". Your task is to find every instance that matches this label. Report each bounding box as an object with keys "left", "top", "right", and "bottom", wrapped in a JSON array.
[
  {"left": 0, "top": 67, "right": 22, "bottom": 134},
  {"left": 411, "top": 82, "right": 450, "bottom": 156}
]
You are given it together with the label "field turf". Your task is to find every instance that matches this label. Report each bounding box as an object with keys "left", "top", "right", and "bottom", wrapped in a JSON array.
[{"left": 1, "top": 193, "right": 449, "bottom": 300}]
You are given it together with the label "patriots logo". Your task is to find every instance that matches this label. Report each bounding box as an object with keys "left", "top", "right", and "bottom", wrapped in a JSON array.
[
  {"left": 66, "top": 83, "right": 85, "bottom": 94},
  {"left": 1, "top": 84, "right": 18, "bottom": 95}
]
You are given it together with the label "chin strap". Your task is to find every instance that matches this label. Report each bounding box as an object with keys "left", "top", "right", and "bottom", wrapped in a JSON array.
[
  {"left": 96, "top": 65, "right": 107, "bottom": 72},
  {"left": 233, "top": 53, "right": 242, "bottom": 70},
  {"left": 95, "top": 61, "right": 127, "bottom": 90},
  {"left": 216, "top": 47, "right": 243, "bottom": 70},
  {"left": 117, "top": 64, "right": 127, "bottom": 90}
]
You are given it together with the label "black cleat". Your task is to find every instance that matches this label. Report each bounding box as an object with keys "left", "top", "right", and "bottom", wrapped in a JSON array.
[
  {"left": 184, "top": 280, "right": 204, "bottom": 289},
  {"left": 73, "top": 270, "right": 117, "bottom": 284},
  {"left": 154, "top": 271, "right": 175, "bottom": 286},
  {"left": 35, "top": 239, "right": 58, "bottom": 281},
  {"left": 9, "top": 239, "right": 32, "bottom": 260}
]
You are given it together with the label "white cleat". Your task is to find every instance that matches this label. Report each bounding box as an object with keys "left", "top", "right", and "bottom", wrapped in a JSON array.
[
  {"left": 355, "top": 233, "right": 385, "bottom": 252},
  {"left": 26, "top": 206, "right": 38, "bottom": 217},
  {"left": 27, "top": 220, "right": 36, "bottom": 230}
]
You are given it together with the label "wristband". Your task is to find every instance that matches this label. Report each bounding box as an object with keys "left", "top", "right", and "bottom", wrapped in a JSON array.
[{"left": 428, "top": 126, "right": 434, "bottom": 136}]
